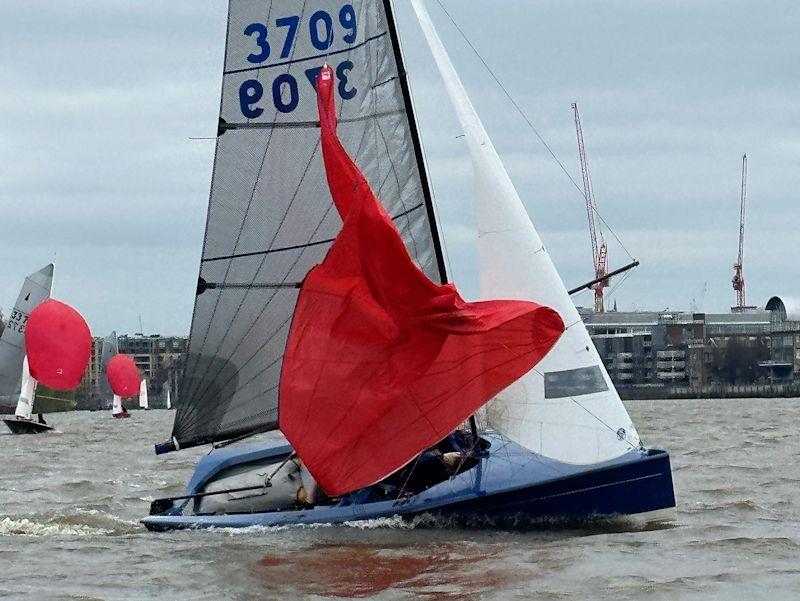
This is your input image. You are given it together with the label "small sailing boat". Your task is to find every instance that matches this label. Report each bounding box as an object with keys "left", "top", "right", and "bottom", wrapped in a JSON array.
[
  {"left": 107, "top": 354, "right": 139, "bottom": 420},
  {"left": 1, "top": 264, "right": 54, "bottom": 434},
  {"left": 112, "top": 394, "right": 130, "bottom": 420},
  {"left": 139, "top": 379, "right": 149, "bottom": 410},
  {"left": 144, "top": 0, "right": 674, "bottom": 531},
  {"left": 98, "top": 331, "right": 118, "bottom": 410},
  {"left": 2, "top": 356, "right": 53, "bottom": 434},
  {"left": 165, "top": 386, "right": 172, "bottom": 410}
]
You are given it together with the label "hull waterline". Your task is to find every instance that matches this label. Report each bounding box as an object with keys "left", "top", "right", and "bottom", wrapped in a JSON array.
[
  {"left": 142, "top": 434, "right": 675, "bottom": 531},
  {"left": 2, "top": 416, "right": 54, "bottom": 434}
]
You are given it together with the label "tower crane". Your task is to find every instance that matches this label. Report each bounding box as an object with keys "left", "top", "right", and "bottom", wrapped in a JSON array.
[
  {"left": 731, "top": 154, "right": 747, "bottom": 312},
  {"left": 572, "top": 102, "right": 608, "bottom": 313}
]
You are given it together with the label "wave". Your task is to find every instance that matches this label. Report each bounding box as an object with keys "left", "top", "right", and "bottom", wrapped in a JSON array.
[{"left": 0, "top": 517, "right": 112, "bottom": 537}]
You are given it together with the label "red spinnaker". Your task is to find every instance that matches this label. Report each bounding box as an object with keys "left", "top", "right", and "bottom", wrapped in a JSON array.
[
  {"left": 106, "top": 355, "right": 140, "bottom": 397},
  {"left": 25, "top": 299, "right": 92, "bottom": 390},
  {"left": 279, "top": 67, "right": 565, "bottom": 496}
]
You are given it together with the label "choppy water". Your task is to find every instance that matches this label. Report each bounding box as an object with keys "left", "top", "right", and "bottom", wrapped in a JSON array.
[{"left": 1, "top": 399, "right": 799, "bottom": 600}]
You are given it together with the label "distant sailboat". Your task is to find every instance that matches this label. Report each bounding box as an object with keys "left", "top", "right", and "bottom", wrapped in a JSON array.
[
  {"left": 2, "top": 356, "right": 53, "bottom": 434},
  {"left": 98, "top": 331, "right": 118, "bottom": 410},
  {"left": 143, "top": 0, "right": 674, "bottom": 531},
  {"left": 112, "top": 394, "right": 130, "bottom": 419},
  {"left": 165, "top": 386, "right": 172, "bottom": 410},
  {"left": 139, "top": 379, "right": 149, "bottom": 410},
  {"left": 1, "top": 264, "right": 55, "bottom": 434}
]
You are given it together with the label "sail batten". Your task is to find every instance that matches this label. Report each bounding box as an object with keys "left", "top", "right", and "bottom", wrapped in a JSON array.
[
  {"left": 170, "top": 0, "right": 443, "bottom": 451},
  {"left": 411, "top": 0, "right": 639, "bottom": 464}
]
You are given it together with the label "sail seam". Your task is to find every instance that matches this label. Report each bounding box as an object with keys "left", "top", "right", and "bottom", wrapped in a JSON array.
[
  {"left": 219, "top": 109, "right": 405, "bottom": 131},
  {"left": 201, "top": 203, "right": 424, "bottom": 263}
]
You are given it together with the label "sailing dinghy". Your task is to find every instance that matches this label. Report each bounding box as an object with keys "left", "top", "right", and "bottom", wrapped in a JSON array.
[
  {"left": 1, "top": 264, "right": 55, "bottom": 434},
  {"left": 144, "top": 0, "right": 674, "bottom": 531},
  {"left": 139, "top": 379, "right": 149, "bottom": 410}
]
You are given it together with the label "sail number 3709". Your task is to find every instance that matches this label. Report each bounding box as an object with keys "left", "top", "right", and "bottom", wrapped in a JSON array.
[{"left": 238, "top": 5, "right": 358, "bottom": 117}]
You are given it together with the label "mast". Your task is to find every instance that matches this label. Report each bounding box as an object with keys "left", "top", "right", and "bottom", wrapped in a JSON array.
[{"left": 382, "top": 0, "right": 448, "bottom": 285}]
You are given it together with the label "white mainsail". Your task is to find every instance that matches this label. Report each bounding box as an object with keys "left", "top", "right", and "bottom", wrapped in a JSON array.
[
  {"left": 165, "top": 387, "right": 172, "bottom": 410},
  {"left": 410, "top": 0, "right": 639, "bottom": 464},
  {"left": 14, "top": 356, "right": 37, "bottom": 420},
  {"left": 0, "top": 264, "right": 54, "bottom": 408},
  {"left": 139, "top": 379, "right": 149, "bottom": 410},
  {"left": 112, "top": 395, "right": 125, "bottom": 416}
]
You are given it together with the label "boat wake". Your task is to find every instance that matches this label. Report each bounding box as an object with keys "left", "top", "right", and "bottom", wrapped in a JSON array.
[{"left": 0, "top": 517, "right": 112, "bottom": 537}]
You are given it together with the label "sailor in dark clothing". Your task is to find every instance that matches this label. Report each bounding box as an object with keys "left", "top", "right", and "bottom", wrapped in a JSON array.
[{"left": 37, "top": 413, "right": 46, "bottom": 425}]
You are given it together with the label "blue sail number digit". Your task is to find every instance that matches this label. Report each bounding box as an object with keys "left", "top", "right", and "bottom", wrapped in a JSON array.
[
  {"left": 243, "top": 23, "right": 270, "bottom": 63},
  {"left": 309, "top": 10, "right": 334, "bottom": 50},
  {"left": 339, "top": 5, "right": 357, "bottom": 44},
  {"left": 275, "top": 15, "right": 300, "bottom": 58},
  {"left": 239, "top": 80, "right": 264, "bottom": 118},
  {"left": 272, "top": 74, "right": 299, "bottom": 113},
  {"left": 336, "top": 61, "right": 356, "bottom": 100}
]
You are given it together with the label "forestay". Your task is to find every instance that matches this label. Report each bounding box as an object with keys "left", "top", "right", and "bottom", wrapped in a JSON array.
[
  {"left": 0, "top": 264, "right": 53, "bottom": 409},
  {"left": 411, "top": 0, "right": 640, "bottom": 464},
  {"left": 171, "top": 0, "right": 444, "bottom": 450}
]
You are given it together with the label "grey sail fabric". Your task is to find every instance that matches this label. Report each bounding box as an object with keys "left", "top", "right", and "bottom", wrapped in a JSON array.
[
  {"left": 171, "top": 0, "right": 443, "bottom": 449},
  {"left": 99, "top": 331, "right": 118, "bottom": 410},
  {"left": 0, "top": 264, "right": 54, "bottom": 410}
]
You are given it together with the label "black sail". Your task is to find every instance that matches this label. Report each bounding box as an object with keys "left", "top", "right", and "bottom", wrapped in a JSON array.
[{"left": 167, "top": 0, "right": 445, "bottom": 451}]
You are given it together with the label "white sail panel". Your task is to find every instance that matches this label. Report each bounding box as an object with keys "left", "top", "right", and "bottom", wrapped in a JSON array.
[
  {"left": 166, "top": 387, "right": 172, "bottom": 410},
  {"left": 139, "top": 379, "right": 149, "bottom": 409},
  {"left": 0, "top": 264, "right": 54, "bottom": 409},
  {"left": 410, "top": 0, "right": 639, "bottom": 464},
  {"left": 14, "top": 356, "right": 37, "bottom": 420},
  {"left": 112, "top": 395, "right": 125, "bottom": 416}
]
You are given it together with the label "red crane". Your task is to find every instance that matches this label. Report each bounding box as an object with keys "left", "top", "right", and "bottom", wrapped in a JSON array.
[
  {"left": 732, "top": 153, "right": 747, "bottom": 311},
  {"left": 572, "top": 102, "right": 608, "bottom": 313}
]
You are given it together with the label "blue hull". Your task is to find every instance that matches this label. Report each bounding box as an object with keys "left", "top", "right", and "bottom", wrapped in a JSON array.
[{"left": 142, "top": 434, "right": 675, "bottom": 531}]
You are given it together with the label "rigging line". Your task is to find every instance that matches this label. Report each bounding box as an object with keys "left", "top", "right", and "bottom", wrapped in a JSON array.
[{"left": 430, "top": 0, "right": 634, "bottom": 262}]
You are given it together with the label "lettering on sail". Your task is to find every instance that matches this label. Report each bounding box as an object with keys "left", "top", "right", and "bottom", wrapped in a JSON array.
[{"left": 234, "top": 4, "right": 363, "bottom": 118}]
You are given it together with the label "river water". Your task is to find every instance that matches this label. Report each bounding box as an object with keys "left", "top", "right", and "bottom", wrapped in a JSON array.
[{"left": 1, "top": 399, "right": 798, "bottom": 600}]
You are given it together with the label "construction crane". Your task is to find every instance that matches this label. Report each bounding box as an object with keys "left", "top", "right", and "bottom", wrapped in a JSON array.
[
  {"left": 572, "top": 102, "right": 608, "bottom": 313},
  {"left": 731, "top": 154, "right": 747, "bottom": 312}
]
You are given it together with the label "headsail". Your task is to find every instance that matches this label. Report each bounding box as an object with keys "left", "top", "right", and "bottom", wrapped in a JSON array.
[
  {"left": 0, "top": 264, "right": 53, "bottom": 409},
  {"left": 168, "top": 0, "right": 446, "bottom": 451},
  {"left": 411, "top": 0, "right": 639, "bottom": 464},
  {"left": 14, "top": 356, "right": 37, "bottom": 420}
]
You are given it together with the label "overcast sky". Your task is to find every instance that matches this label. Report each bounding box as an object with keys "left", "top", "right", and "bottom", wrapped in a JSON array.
[{"left": 1, "top": 1, "right": 798, "bottom": 336}]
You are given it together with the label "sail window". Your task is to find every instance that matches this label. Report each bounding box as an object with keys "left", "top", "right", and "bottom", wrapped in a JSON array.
[{"left": 544, "top": 366, "right": 608, "bottom": 399}]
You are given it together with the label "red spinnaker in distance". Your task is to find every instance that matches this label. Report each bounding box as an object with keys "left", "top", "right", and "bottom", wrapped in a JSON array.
[
  {"left": 106, "top": 355, "right": 141, "bottom": 397},
  {"left": 279, "top": 66, "right": 565, "bottom": 496},
  {"left": 25, "top": 299, "right": 92, "bottom": 390}
]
